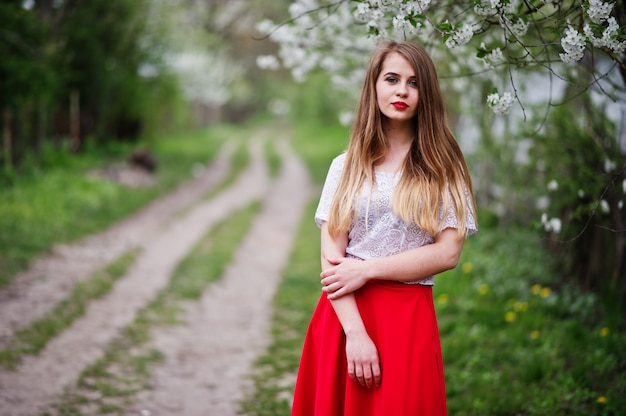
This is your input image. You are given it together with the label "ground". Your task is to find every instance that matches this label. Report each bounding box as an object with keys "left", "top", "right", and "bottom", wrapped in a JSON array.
[{"left": 0, "top": 131, "right": 314, "bottom": 415}]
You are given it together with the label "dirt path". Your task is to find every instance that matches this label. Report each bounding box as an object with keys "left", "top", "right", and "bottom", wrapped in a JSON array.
[
  {"left": 0, "top": 142, "right": 236, "bottom": 345},
  {"left": 0, "top": 129, "right": 313, "bottom": 415}
]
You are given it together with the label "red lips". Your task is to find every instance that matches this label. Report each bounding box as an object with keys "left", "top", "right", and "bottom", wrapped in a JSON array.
[{"left": 392, "top": 102, "right": 408, "bottom": 109}]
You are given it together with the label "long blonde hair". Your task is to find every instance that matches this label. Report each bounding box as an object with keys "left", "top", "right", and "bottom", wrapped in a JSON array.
[{"left": 328, "top": 40, "right": 477, "bottom": 239}]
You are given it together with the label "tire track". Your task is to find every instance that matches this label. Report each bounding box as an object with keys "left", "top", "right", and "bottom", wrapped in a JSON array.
[{"left": 0, "top": 142, "right": 236, "bottom": 347}]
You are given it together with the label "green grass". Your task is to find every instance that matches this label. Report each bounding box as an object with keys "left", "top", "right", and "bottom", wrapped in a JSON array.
[
  {"left": 0, "top": 249, "right": 141, "bottom": 370},
  {"left": 0, "top": 126, "right": 238, "bottom": 288},
  {"left": 54, "top": 201, "right": 261, "bottom": 415},
  {"left": 265, "top": 135, "right": 283, "bottom": 179},
  {"left": 436, "top": 229, "right": 626, "bottom": 415},
  {"left": 242, "top": 120, "right": 626, "bottom": 416},
  {"left": 200, "top": 138, "right": 249, "bottom": 202}
]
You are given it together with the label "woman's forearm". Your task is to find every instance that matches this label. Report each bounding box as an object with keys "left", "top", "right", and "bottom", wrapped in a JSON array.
[
  {"left": 328, "top": 294, "right": 367, "bottom": 335},
  {"left": 319, "top": 222, "right": 382, "bottom": 388},
  {"left": 321, "top": 228, "right": 466, "bottom": 300},
  {"left": 320, "top": 223, "right": 368, "bottom": 335},
  {"left": 366, "top": 228, "right": 464, "bottom": 282}
]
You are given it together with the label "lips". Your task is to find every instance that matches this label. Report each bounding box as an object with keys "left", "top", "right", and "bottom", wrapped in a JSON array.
[{"left": 392, "top": 102, "right": 408, "bottom": 109}]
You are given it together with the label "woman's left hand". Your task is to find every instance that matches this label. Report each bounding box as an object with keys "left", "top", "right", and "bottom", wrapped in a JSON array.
[{"left": 321, "top": 257, "right": 369, "bottom": 300}]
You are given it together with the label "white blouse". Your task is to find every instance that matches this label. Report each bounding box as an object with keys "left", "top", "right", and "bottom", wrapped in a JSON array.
[{"left": 315, "top": 153, "right": 477, "bottom": 285}]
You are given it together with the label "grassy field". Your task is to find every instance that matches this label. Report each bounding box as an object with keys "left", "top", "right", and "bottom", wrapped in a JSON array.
[
  {"left": 0, "top": 123, "right": 252, "bottom": 287},
  {"left": 242, "top": 120, "right": 626, "bottom": 415}
]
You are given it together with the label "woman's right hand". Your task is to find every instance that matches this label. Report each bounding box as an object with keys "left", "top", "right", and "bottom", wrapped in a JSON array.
[{"left": 345, "top": 331, "right": 381, "bottom": 388}]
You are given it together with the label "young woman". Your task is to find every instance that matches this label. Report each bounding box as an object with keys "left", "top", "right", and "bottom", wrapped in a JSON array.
[{"left": 291, "top": 40, "right": 478, "bottom": 415}]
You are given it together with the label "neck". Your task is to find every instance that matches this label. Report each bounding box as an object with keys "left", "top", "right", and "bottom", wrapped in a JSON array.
[
  {"left": 377, "top": 119, "right": 415, "bottom": 173},
  {"left": 383, "top": 120, "right": 415, "bottom": 149},
  {"left": 382, "top": 118, "right": 414, "bottom": 148}
]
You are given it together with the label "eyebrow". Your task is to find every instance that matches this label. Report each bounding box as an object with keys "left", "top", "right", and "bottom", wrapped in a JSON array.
[{"left": 383, "top": 71, "right": 416, "bottom": 78}]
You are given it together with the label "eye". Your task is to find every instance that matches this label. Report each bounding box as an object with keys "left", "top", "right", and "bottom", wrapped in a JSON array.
[
  {"left": 385, "top": 76, "right": 398, "bottom": 84},
  {"left": 408, "top": 79, "right": 418, "bottom": 88}
]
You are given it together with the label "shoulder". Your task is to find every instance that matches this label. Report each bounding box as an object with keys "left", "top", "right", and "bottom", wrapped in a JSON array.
[
  {"left": 330, "top": 152, "right": 347, "bottom": 168},
  {"left": 326, "top": 152, "right": 347, "bottom": 176}
]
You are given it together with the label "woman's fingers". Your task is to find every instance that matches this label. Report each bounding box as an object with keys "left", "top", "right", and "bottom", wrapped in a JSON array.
[
  {"left": 349, "top": 360, "right": 381, "bottom": 388},
  {"left": 372, "top": 362, "right": 382, "bottom": 387},
  {"left": 321, "top": 277, "right": 345, "bottom": 299},
  {"left": 347, "top": 361, "right": 356, "bottom": 383},
  {"left": 322, "top": 284, "right": 346, "bottom": 300}
]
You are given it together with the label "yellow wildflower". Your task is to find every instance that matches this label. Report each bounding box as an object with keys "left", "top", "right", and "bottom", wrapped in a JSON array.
[
  {"left": 531, "top": 284, "right": 541, "bottom": 295},
  {"left": 597, "top": 396, "right": 607, "bottom": 404},
  {"left": 505, "top": 311, "right": 516, "bottom": 322},
  {"left": 514, "top": 301, "right": 528, "bottom": 312},
  {"left": 530, "top": 330, "right": 540, "bottom": 340},
  {"left": 462, "top": 262, "right": 473, "bottom": 274},
  {"left": 600, "top": 327, "right": 609, "bottom": 337},
  {"left": 540, "top": 287, "right": 551, "bottom": 298},
  {"left": 478, "top": 284, "right": 489, "bottom": 295},
  {"left": 437, "top": 294, "right": 449, "bottom": 305}
]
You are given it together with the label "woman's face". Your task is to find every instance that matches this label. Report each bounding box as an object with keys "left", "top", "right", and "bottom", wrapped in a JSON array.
[{"left": 375, "top": 52, "right": 419, "bottom": 124}]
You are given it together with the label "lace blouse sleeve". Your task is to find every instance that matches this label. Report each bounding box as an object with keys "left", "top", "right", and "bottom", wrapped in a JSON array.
[
  {"left": 314, "top": 153, "right": 346, "bottom": 228},
  {"left": 439, "top": 186, "right": 478, "bottom": 236}
]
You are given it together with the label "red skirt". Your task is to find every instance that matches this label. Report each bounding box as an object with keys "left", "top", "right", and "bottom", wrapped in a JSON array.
[{"left": 291, "top": 280, "right": 447, "bottom": 416}]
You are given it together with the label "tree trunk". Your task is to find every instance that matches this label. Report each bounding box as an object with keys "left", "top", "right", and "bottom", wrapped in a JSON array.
[
  {"left": 70, "top": 90, "right": 80, "bottom": 151},
  {"left": 3, "top": 107, "right": 12, "bottom": 170},
  {"left": 37, "top": 99, "right": 47, "bottom": 153}
]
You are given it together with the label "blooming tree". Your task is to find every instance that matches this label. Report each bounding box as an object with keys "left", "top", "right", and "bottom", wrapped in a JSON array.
[
  {"left": 257, "top": 0, "right": 625, "bottom": 115},
  {"left": 258, "top": 0, "right": 626, "bottom": 293}
]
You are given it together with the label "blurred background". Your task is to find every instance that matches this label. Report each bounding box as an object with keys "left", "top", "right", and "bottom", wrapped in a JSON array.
[
  {"left": 2, "top": 0, "right": 623, "bottom": 308},
  {"left": 1, "top": 1, "right": 625, "bottom": 414},
  {"left": 0, "top": 0, "right": 292, "bottom": 144}
]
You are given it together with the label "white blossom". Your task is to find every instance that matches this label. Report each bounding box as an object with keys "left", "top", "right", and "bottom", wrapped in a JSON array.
[
  {"left": 414, "top": 0, "right": 432, "bottom": 12},
  {"left": 445, "top": 23, "right": 476, "bottom": 49},
  {"left": 320, "top": 55, "right": 345, "bottom": 72},
  {"left": 486, "top": 91, "right": 514, "bottom": 115},
  {"left": 255, "top": 19, "right": 275, "bottom": 36},
  {"left": 586, "top": 0, "right": 614, "bottom": 24},
  {"left": 536, "top": 196, "right": 549, "bottom": 210},
  {"left": 547, "top": 179, "right": 559, "bottom": 191},
  {"left": 500, "top": 16, "right": 529, "bottom": 38},
  {"left": 578, "top": 189, "right": 586, "bottom": 198},
  {"left": 559, "top": 25, "right": 586, "bottom": 63},
  {"left": 288, "top": 0, "right": 319, "bottom": 18},
  {"left": 541, "top": 213, "right": 562, "bottom": 234},
  {"left": 604, "top": 158, "right": 616, "bottom": 173},
  {"left": 167, "top": 51, "right": 240, "bottom": 106},
  {"left": 393, "top": 14, "right": 421, "bottom": 35},
  {"left": 474, "top": 3, "right": 498, "bottom": 16},
  {"left": 481, "top": 43, "right": 505, "bottom": 67},
  {"left": 474, "top": 0, "right": 514, "bottom": 16},
  {"left": 600, "top": 199, "right": 610, "bottom": 213},
  {"left": 584, "top": 17, "right": 626, "bottom": 56},
  {"left": 256, "top": 55, "right": 280, "bottom": 70},
  {"left": 354, "top": 2, "right": 373, "bottom": 22},
  {"left": 339, "top": 111, "right": 354, "bottom": 126},
  {"left": 268, "top": 99, "right": 290, "bottom": 116}
]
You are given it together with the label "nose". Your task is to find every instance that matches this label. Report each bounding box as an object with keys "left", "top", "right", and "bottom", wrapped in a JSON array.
[{"left": 395, "top": 83, "right": 408, "bottom": 97}]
